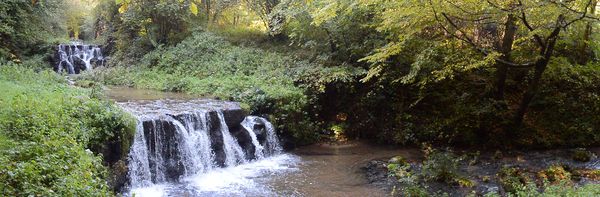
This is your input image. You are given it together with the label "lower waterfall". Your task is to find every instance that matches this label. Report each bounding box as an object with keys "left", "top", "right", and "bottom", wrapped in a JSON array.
[{"left": 118, "top": 100, "right": 296, "bottom": 196}]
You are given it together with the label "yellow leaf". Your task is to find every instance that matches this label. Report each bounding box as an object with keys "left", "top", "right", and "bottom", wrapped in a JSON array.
[
  {"left": 118, "top": 3, "right": 128, "bottom": 13},
  {"left": 190, "top": 2, "right": 198, "bottom": 15}
]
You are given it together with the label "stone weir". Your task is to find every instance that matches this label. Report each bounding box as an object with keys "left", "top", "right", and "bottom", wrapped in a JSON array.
[
  {"left": 54, "top": 43, "right": 105, "bottom": 74},
  {"left": 118, "top": 99, "right": 282, "bottom": 188}
]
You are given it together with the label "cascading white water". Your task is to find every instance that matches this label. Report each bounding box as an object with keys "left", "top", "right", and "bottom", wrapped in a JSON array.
[
  {"left": 128, "top": 118, "right": 153, "bottom": 188},
  {"left": 262, "top": 119, "right": 283, "bottom": 155},
  {"left": 216, "top": 111, "right": 247, "bottom": 166},
  {"left": 241, "top": 117, "right": 265, "bottom": 159},
  {"left": 56, "top": 43, "right": 104, "bottom": 74},
  {"left": 176, "top": 111, "right": 214, "bottom": 176},
  {"left": 120, "top": 100, "right": 291, "bottom": 196},
  {"left": 242, "top": 116, "right": 283, "bottom": 157},
  {"left": 128, "top": 113, "right": 216, "bottom": 188}
]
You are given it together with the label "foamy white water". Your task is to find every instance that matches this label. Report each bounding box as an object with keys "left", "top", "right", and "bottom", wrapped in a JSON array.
[{"left": 128, "top": 154, "right": 300, "bottom": 197}]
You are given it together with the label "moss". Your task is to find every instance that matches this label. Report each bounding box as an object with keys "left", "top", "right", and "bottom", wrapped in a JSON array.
[{"left": 455, "top": 177, "right": 476, "bottom": 188}]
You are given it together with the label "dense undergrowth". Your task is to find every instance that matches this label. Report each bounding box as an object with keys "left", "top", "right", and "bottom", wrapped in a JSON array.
[{"left": 0, "top": 63, "right": 135, "bottom": 196}]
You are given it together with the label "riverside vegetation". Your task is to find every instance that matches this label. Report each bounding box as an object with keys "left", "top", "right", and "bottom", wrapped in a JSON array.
[{"left": 1, "top": 0, "right": 600, "bottom": 196}]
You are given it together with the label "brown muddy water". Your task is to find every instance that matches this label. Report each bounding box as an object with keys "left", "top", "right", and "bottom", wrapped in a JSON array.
[
  {"left": 106, "top": 86, "right": 200, "bottom": 101},
  {"left": 269, "top": 142, "right": 421, "bottom": 197}
]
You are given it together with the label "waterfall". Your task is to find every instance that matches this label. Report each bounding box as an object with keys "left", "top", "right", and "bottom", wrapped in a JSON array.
[
  {"left": 217, "top": 111, "right": 247, "bottom": 166},
  {"left": 55, "top": 43, "right": 104, "bottom": 74},
  {"left": 177, "top": 112, "right": 214, "bottom": 176},
  {"left": 127, "top": 119, "right": 152, "bottom": 188},
  {"left": 121, "top": 100, "right": 283, "bottom": 192},
  {"left": 262, "top": 118, "right": 283, "bottom": 155},
  {"left": 242, "top": 116, "right": 283, "bottom": 157},
  {"left": 241, "top": 117, "right": 266, "bottom": 159}
]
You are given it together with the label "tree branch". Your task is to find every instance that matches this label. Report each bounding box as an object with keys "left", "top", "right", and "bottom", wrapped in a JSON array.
[
  {"left": 560, "top": 0, "right": 595, "bottom": 28},
  {"left": 549, "top": 0, "right": 600, "bottom": 21},
  {"left": 428, "top": 0, "right": 535, "bottom": 68},
  {"left": 517, "top": 0, "right": 545, "bottom": 47}
]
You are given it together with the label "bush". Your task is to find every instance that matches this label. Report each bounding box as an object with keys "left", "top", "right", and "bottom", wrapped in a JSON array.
[
  {"left": 498, "top": 167, "right": 530, "bottom": 193},
  {"left": 0, "top": 64, "right": 135, "bottom": 195},
  {"left": 538, "top": 165, "right": 573, "bottom": 184},
  {"left": 421, "top": 151, "right": 461, "bottom": 183}
]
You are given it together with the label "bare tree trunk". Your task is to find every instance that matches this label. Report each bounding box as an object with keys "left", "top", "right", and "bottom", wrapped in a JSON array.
[{"left": 494, "top": 14, "right": 517, "bottom": 100}]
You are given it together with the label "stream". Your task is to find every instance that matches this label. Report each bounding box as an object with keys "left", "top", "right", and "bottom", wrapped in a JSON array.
[{"left": 107, "top": 87, "right": 409, "bottom": 197}]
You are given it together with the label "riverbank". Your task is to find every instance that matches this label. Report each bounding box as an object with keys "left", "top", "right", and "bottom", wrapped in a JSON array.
[{"left": 364, "top": 147, "right": 600, "bottom": 196}]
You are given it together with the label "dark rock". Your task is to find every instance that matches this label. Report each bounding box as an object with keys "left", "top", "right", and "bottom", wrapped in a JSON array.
[
  {"left": 108, "top": 160, "right": 129, "bottom": 193},
  {"left": 142, "top": 118, "right": 184, "bottom": 182},
  {"left": 206, "top": 111, "right": 226, "bottom": 167},
  {"left": 221, "top": 108, "right": 246, "bottom": 129},
  {"left": 363, "top": 160, "right": 390, "bottom": 185},
  {"left": 233, "top": 127, "right": 256, "bottom": 160}
]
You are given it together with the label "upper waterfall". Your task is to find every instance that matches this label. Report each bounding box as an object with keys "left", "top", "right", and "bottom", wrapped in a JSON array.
[{"left": 55, "top": 42, "right": 104, "bottom": 74}]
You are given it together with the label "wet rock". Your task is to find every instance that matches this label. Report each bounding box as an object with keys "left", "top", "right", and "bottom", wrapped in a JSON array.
[
  {"left": 207, "top": 111, "right": 226, "bottom": 167},
  {"left": 222, "top": 108, "right": 246, "bottom": 129},
  {"left": 572, "top": 148, "right": 595, "bottom": 162},
  {"left": 142, "top": 118, "right": 185, "bottom": 182},
  {"left": 363, "top": 160, "right": 390, "bottom": 184},
  {"left": 232, "top": 126, "right": 256, "bottom": 160},
  {"left": 388, "top": 156, "right": 407, "bottom": 164},
  {"left": 108, "top": 160, "right": 129, "bottom": 193}
]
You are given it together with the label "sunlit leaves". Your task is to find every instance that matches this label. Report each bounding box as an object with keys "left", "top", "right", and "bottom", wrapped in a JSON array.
[{"left": 190, "top": 2, "right": 198, "bottom": 15}]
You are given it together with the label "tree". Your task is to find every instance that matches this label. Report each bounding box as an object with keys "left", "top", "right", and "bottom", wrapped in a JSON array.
[
  {"left": 115, "top": 0, "right": 199, "bottom": 46},
  {"left": 0, "top": 0, "right": 67, "bottom": 60},
  {"left": 245, "top": 0, "right": 281, "bottom": 35},
  {"left": 361, "top": 0, "right": 599, "bottom": 129}
]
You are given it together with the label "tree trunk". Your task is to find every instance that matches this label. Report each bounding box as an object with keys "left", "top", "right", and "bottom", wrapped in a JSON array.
[
  {"left": 579, "top": 0, "right": 597, "bottom": 64},
  {"left": 494, "top": 14, "right": 517, "bottom": 100},
  {"left": 514, "top": 26, "right": 561, "bottom": 126}
]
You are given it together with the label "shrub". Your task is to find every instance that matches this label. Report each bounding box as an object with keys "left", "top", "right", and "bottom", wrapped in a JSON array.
[
  {"left": 498, "top": 167, "right": 530, "bottom": 193},
  {"left": 421, "top": 151, "right": 460, "bottom": 183},
  {"left": 538, "top": 165, "right": 572, "bottom": 183},
  {"left": 572, "top": 148, "right": 595, "bottom": 162},
  {"left": 0, "top": 64, "right": 135, "bottom": 195}
]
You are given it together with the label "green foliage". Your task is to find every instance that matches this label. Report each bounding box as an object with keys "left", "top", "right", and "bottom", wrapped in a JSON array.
[
  {"left": 0, "top": 0, "right": 68, "bottom": 60},
  {"left": 525, "top": 61, "right": 600, "bottom": 147},
  {"left": 0, "top": 63, "right": 135, "bottom": 195},
  {"left": 498, "top": 167, "right": 530, "bottom": 193},
  {"left": 507, "top": 181, "right": 600, "bottom": 197},
  {"left": 538, "top": 165, "right": 572, "bottom": 183},
  {"left": 421, "top": 151, "right": 460, "bottom": 183},
  {"left": 81, "top": 31, "right": 332, "bottom": 144}
]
